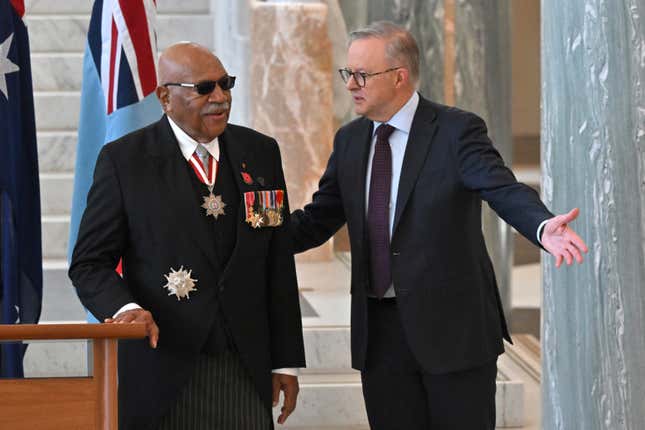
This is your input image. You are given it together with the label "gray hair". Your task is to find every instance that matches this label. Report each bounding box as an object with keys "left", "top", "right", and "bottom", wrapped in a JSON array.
[{"left": 349, "top": 21, "right": 420, "bottom": 83}]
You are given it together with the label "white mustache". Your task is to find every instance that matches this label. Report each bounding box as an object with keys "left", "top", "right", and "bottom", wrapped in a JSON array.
[{"left": 204, "top": 102, "right": 230, "bottom": 114}]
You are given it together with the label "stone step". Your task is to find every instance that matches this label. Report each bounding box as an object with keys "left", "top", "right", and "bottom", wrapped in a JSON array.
[
  {"left": 25, "top": 0, "right": 210, "bottom": 14},
  {"left": 24, "top": 14, "right": 214, "bottom": 54},
  {"left": 42, "top": 215, "right": 69, "bottom": 259},
  {"left": 41, "top": 260, "right": 86, "bottom": 322},
  {"left": 38, "top": 130, "right": 77, "bottom": 173},
  {"left": 31, "top": 53, "right": 82, "bottom": 92},
  {"left": 34, "top": 91, "right": 78, "bottom": 131},
  {"left": 40, "top": 173, "right": 73, "bottom": 215}
]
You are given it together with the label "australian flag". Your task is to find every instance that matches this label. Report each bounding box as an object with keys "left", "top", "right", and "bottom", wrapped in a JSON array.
[{"left": 0, "top": 0, "right": 43, "bottom": 378}]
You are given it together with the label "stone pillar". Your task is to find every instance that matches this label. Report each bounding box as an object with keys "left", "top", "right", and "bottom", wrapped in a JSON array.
[
  {"left": 542, "top": 1, "right": 645, "bottom": 429},
  {"left": 364, "top": 0, "right": 513, "bottom": 313},
  {"left": 250, "top": 2, "right": 335, "bottom": 260},
  {"left": 211, "top": 0, "right": 253, "bottom": 125}
]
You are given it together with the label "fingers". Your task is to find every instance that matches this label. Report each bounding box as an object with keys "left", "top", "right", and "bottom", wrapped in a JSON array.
[
  {"left": 272, "top": 375, "right": 281, "bottom": 407},
  {"left": 568, "top": 240, "right": 584, "bottom": 264},
  {"left": 545, "top": 208, "right": 581, "bottom": 235},
  {"left": 562, "top": 248, "right": 574, "bottom": 266},
  {"left": 104, "top": 309, "right": 159, "bottom": 348},
  {"left": 275, "top": 375, "right": 299, "bottom": 425},
  {"left": 567, "top": 230, "right": 589, "bottom": 254},
  {"left": 148, "top": 319, "right": 159, "bottom": 349},
  {"left": 563, "top": 207, "right": 580, "bottom": 223}
]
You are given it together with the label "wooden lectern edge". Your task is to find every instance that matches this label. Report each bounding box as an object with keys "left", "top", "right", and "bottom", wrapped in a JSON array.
[
  {"left": 0, "top": 323, "right": 147, "bottom": 341},
  {"left": 0, "top": 323, "right": 139, "bottom": 429}
]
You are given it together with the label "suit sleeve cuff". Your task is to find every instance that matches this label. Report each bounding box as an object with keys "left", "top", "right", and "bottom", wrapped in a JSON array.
[
  {"left": 113, "top": 302, "right": 142, "bottom": 318},
  {"left": 271, "top": 368, "right": 299, "bottom": 376},
  {"left": 537, "top": 219, "right": 550, "bottom": 245}
]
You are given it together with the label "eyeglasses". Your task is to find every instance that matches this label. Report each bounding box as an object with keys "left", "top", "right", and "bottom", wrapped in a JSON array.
[
  {"left": 163, "top": 75, "right": 236, "bottom": 95},
  {"left": 338, "top": 67, "right": 401, "bottom": 88}
]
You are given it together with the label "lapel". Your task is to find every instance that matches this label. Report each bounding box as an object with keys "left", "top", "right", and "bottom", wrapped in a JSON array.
[
  {"left": 350, "top": 118, "right": 374, "bottom": 245},
  {"left": 148, "top": 115, "right": 219, "bottom": 267},
  {"left": 392, "top": 97, "right": 438, "bottom": 235},
  {"left": 215, "top": 125, "right": 254, "bottom": 280}
]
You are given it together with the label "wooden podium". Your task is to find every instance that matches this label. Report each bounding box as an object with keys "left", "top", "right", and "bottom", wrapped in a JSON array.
[{"left": 0, "top": 323, "right": 146, "bottom": 430}]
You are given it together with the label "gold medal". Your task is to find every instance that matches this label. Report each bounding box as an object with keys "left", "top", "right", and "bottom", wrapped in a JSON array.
[
  {"left": 247, "top": 212, "right": 264, "bottom": 228},
  {"left": 201, "top": 193, "right": 226, "bottom": 219}
]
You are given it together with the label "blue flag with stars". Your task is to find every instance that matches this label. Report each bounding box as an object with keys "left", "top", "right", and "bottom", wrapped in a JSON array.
[{"left": 0, "top": 0, "right": 43, "bottom": 378}]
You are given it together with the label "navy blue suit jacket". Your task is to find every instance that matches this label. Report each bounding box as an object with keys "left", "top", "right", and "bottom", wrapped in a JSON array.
[{"left": 291, "top": 96, "right": 553, "bottom": 373}]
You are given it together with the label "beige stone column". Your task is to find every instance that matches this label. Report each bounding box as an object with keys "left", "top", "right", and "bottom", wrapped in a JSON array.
[{"left": 250, "top": 2, "right": 334, "bottom": 261}]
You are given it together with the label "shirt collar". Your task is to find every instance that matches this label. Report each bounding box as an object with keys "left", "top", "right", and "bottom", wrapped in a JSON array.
[
  {"left": 372, "top": 92, "right": 420, "bottom": 136},
  {"left": 167, "top": 116, "right": 220, "bottom": 161}
]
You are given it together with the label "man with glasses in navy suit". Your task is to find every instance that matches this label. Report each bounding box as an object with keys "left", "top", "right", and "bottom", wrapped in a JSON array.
[{"left": 291, "top": 21, "right": 587, "bottom": 429}]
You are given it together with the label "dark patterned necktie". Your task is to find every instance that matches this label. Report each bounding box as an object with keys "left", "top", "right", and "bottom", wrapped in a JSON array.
[{"left": 367, "top": 124, "right": 395, "bottom": 298}]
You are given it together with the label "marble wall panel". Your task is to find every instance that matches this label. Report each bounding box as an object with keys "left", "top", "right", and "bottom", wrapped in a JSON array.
[
  {"left": 37, "top": 131, "right": 77, "bottom": 173},
  {"left": 23, "top": 341, "right": 88, "bottom": 378},
  {"left": 455, "top": 0, "right": 513, "bottom": 313},
  {"left": 34, "top": 92, "right": 79, "bottom": 131},
  {"left": 250, "top": 2, "right": 334, "bottom": 260},
  {"left": 25, "top": 15, "right": 214, "bottom": 53},
  {"left": 42, "top": 217, "right": 69, "bottom": 259},
  {"left": 338, "top": 0, "right": 368, "bottom": 33},
  {"left": 40, "top": 174, "right": 73, "bottom": 216},
  {"left": 31, "top": 54, "right": 82, "bottom": 92},
  {"left": 212, "top": 0, "right": 252, "bottom": 125},
  {"left": 366, "top": 0, "right": 445, "bottom": 101},
  {"left": 542, "top": 1, "right": 645, "bottom": 429},
  {"left": 25, "top": 0, "right": 210, "bottom": 14}
]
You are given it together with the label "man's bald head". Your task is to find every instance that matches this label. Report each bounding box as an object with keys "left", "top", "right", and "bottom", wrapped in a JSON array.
[
  {"left": 158, "top": 42, "right": 224, "bottom": 84},
  {"left": 155, "top": 42, "right": 233, "bottom": 142}
]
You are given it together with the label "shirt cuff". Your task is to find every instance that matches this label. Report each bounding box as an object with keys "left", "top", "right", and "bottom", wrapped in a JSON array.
[
  {"left": 113, "top": 302, "right": 142, "bottom": 318},
  {"left": 537, "top": 219, "right": 550, "bottom": 245},
  {"left": 271, "top": 368, "right": 299, "bottom": 376}
]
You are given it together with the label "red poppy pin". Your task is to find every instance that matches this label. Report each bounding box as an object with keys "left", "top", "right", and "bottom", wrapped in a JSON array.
[{"left": 241, "top": 171, "right": 253, "bottom": 185}]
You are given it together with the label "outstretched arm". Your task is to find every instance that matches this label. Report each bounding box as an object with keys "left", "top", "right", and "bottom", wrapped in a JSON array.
[{"left": 541, "top": 208, "right": 588, "bottom": 268}]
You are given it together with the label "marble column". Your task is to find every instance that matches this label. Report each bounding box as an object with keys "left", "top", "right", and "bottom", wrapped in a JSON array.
[
  {"left": 250, "top": 2, "right": 335, "bottom": 260},
  {"left": 211, "top": 0, "right": 253, "bottom": 125},
  {"left": 363, "top": 0, "right": 513, "bottom": 313},
  {"left": 542, "top": 1, "right": 645, "bottom": 429}
]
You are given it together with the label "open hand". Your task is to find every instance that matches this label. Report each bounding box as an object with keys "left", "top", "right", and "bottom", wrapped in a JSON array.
[
  {"left": 541, "top": 208, "right": 588, "bottom": 268},
  {"left": 272, "top": 373, "right": 299, "bottom": 425},
  {"left": 104, "top": 308, "right": 159, "bottom": 348}
]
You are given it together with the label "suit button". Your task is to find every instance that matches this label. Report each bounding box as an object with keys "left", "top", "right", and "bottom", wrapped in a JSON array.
[{"left": 392, "top": 251, "right": 400, "bottom": 256}]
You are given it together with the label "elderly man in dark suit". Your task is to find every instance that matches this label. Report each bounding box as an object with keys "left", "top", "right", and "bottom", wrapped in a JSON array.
[
  {"left": 291, "top": 21, "right": 587, "bottom": 429},
  {"left": 70, "top": 42, "right": 305, "bottom": 430}
]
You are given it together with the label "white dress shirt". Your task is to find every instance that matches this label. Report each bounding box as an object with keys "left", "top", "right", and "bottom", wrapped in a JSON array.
[
  {"left": 364, "top": 92, "right": 547, "bottom": 298},
  {"left": 114, "top": 117, "right": 297, "bottom": 376}
]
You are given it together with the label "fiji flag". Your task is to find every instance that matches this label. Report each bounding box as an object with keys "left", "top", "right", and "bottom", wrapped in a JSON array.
[
  {"left": 0, "top": 0, "right": 42, "bottom": 377},
  {"left": 68, "top": 0, "right": 162, "bottom": 318}
]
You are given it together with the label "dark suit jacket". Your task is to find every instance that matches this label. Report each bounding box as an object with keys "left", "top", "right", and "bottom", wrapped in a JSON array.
[
  {"left": 69, "top": 116, "right": 305, "bottom": 428},
  {"left": 292, "top": 95, "right": 553, "bottom": 374}
]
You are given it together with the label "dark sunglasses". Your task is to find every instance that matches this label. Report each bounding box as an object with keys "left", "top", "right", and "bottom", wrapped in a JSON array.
[{"left": 163, "top": 75, "right": 236, "bottom": 95}]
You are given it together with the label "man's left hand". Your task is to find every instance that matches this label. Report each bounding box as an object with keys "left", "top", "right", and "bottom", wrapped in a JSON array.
[
  {"left": 272, "top": 373, "right": 299, "bottom": 425},
  {"left": 541, "top": 207, "right": 588, "bottom": 268}
]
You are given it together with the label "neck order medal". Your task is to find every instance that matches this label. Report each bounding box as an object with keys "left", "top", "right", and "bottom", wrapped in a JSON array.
[
  {"left": 189, "top": 150, "right": 226, "bottom": 219},
  {"left": 202, "top": 193, "right": 226, "bottom": 218}
]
